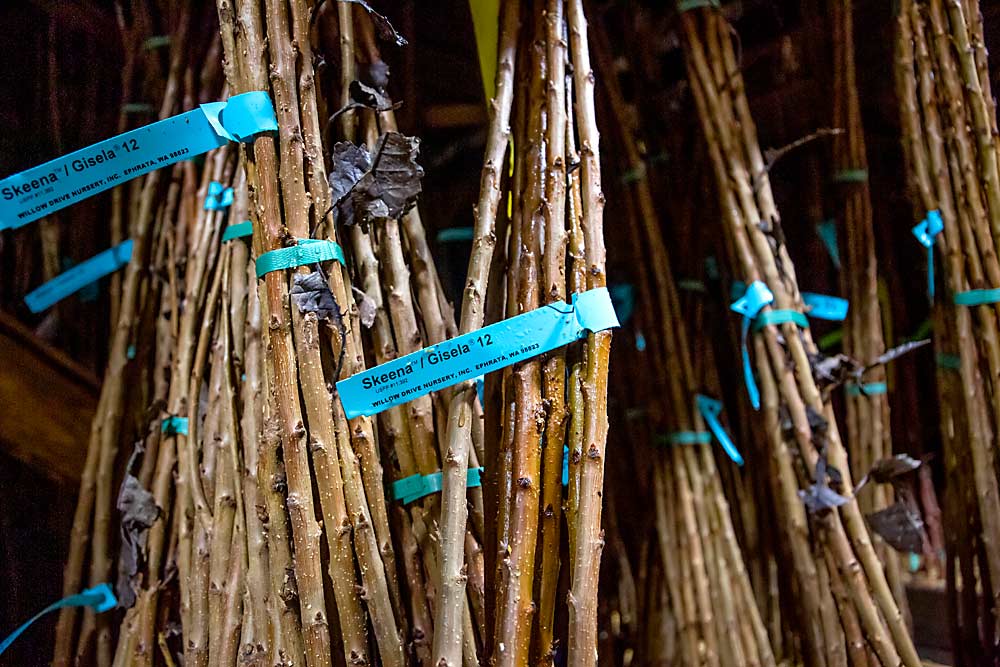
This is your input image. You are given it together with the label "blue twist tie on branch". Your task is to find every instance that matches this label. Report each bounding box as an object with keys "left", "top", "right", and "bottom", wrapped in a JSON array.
[
  {"left": 912, "top": 210, "right": 943, "bottom": 299},
  {"left": 846, "top": 382, "right": 888, "bottom": 397},
  {"left": 25, "top": 240, "right": 133, "bottom": 313},
  {"left": 204, "top": 181, "right": 234, "bottom": 210},
  {"left": 222, "top": 221, "right": 253, "bottom": 242},
  {"left": 696, "top": 394, "right": 743, "bottom": 465},
  {"left": 816, "top": 219, "right": 841, "bottom": 270},
  {"left": 730, "top": 280, "right": 774, "bottom": 410},
  {"left": 0, "top": 584, "right": 116, "bottom": 657},
  {"left": 255, "top": 239, "right": 346, "bottom": 278},
  {"left": 801, "top": 292, "right": 849, "bottom": 321},
  {"left": 953, "top": 287, "right": 1000, "bottom": 307},
  {"left": 161, "top": 416, "right": 189, "bottom": 435}
]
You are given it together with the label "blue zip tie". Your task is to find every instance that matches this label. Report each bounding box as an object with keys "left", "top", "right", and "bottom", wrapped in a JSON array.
[
  {"left": 801, "top": 292, "right": 849, "bottom": 321},
  {"left": 0, "top": 584, "right": 116, "bottom": 657},
  {"left": 730, "top": 281, "right": 774, "bottom": 410},
  {"left": 222, "top": 220, "right": 253, "bottom": 242},
  {"left": 204, "top": 181, "right": 233, "bottom": 210},
  {"left": 845, "top": 382, "right": 887, "bottom": 397},
  {"left": 696, "top": 394, "right": 743, "bottom": 465},
  {"left": 255, "top": 239, "right": 345, "bottom": 278},
  {"left": 953, "top": 287, "right": 1000, "bottom": 307},
  {"left": 161, "top": 416, "right": 189, "bottom": 435},
  {"left": 562, "top": 446, "right": 570, "bottom": 486},
  {"left": 816, "top": 219, "right": 841, "bottom": 270},
  {"left": 912, "top": 210, "right": 943, "bottom": 300}
]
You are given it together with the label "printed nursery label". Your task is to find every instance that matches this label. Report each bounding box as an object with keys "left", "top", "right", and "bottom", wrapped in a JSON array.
[
  {"left": 25, "top": 240, "right": 133, "bottom": 313},
  {"left": 337, "top": 287, "right": 620, "bottom": 418},
  {"left": 0, "top": 92, "right": 276, "bottom": 230}
]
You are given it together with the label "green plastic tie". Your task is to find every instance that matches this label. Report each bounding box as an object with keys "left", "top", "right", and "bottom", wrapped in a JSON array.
[
  {"left": 255, "top": 239, "right": 345, "bottom": 278},
  {"left": 142, "top": 35, "right": 172, "bottom": 50},
  {"left": 833, "top": 168, "right": 869, "bottom": 183},
  {"left": 121, "top": 103, "right": 155, "bottom": 114},
  {"left": 953, "top": 287, "right": 1000, "bottom": 307},
  {"left": 936, "top": 353, "right": 961, "bottom": 371},
  {"left": 753, "top": 309, "right": 809, "bottom": 332},
  {"left": 658, "top": 431, "right": 713, "bottom": 446},
  {"left": 677, "top": 0, "right": 720, "bottom": 12},
  {"left": 222, "top": 221, "right": 253, "bottom": 242}
]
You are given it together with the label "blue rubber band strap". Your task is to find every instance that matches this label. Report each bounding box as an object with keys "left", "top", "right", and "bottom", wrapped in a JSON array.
[
  {"left": 255, "top": 239, "right": 346, "bottom": 278},
  {"left": 162, "top": 416, "right": 189, "bottom": 435},
  {"left": 0, "top": 584, "right": 116, "bottom": 657},
  {"left": 845, "top": 382, "right": 887, "bottom": 396},
  {"left": 222, "top": 221, "right": 253, "bottom": 242},
  {"left": 954, "top": 288, "right": 1000, "bottom": 307}
]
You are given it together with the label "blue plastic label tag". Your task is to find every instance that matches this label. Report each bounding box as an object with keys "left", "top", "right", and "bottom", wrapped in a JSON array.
[
  {"left": 25, "top": 240, "right": 133, "bottom": 313},
  {"left": 816, "top": 220, "right": 841, "bottom": 270},
  {"left": 696, "top": 394, "right": 743, "bottom": 465},
  {"left": 801, "top": 292, "right": 849, "bottom": 321},
  {"left": 337, "top": 287, "right": 620, "bottom": 418},
  {"left": 204, "top": 181, "right": 234, "bottom": 210},
  {"left": 0, "top": 583, "right": 116, "bottom": 657},
  {"left": 730, "top": 281, "right": 774, "bottom": 410},
  {"left": 609, "top": 284, "right": 635, "bottom": 324},
  {"left": 0, "top": 92, "right": 276, "bottom": 230}
]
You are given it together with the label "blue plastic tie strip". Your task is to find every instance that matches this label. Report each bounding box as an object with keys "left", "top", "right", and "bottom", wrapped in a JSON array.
[
  {"left": 954, "top": 287, "right": 1000, "bottom": 307},
  {"left": 161, "top": 416, "right": 189, "bottom": 435},
  {"left": 816, "top": 219, "right": 842, "bottom": 270},
  {"left": 436, "top": 227, "right": 475, "bottom": 243},
  {"left": 222, "top": 221, "right": 253, "bottom": 242},
  {"left": 25, "top": 239, "right": 133, "bottom": 313},
  {"left": 730, "top": 280, "right": 774, "bottom": 410},
  {"left": 562, "top": 445, "right": 570, "bottom": 486},
  {"left": 255, "top": 239, "right": 346, "bottom": 278},
  {"left": 609, "top": 284, "right": 635, "bottom": 324},
  {"left": 912, "top": 210, "right": 943, "bottom": 299},
  {"left": 392, "top": 467, "right": 484, "bottom": 505},
  {"left": 752, "top": 309, "right": 809, "bottom": 332},
  {"left": 696, "top": 394, "right": 743, "bottom": 465},
  {"left": 0, "top": 91, "right": 277, "bottom": 230},
  {"left": 0, "top": 584, "right": 116, "bottom": 657},
  {"left": 338, "top": 287, "right": 619, "bottom": 418},
  {"left": 801, "top": 292, "right": 849, "bottom": 321},
  {"left": 204, "top": 181, "right": 234, "bottom": 210},
  {"left": 659, "top": 431, "right": 713, "bottom": 446},
  {"left": 846, "top": 382, "right": 888, "bottom": 397}
]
